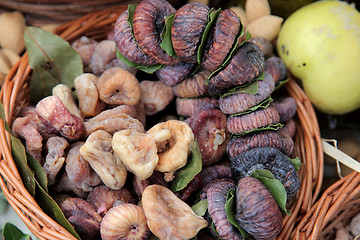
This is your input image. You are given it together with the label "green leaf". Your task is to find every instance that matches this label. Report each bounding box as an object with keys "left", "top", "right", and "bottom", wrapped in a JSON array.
[
  {"left": 274, "top": 77, "right": 290, "bottom": 92},
  {"left": 251, "top": 169, "right": 291, "bottom": 216},
  {"left": 229, "top": 96, "right": 273, "bottom": 117},
  {"left": 160, "top": 14, "right": 177, "bottom": 57},
  {"left": 171, "top": 141, "right": 202, "bottom": 191},
  {"left": 206, "top": 22, "right": 246, "bottom": 84},
  {"left": 220, "top": 72, "right": 265, "bottom": 98},
  {"left": 34, "top": 181, "right": 80, "bottom": 239},
  {"left": 3, "top": 223, "right": 31, "bottom": 240},
  {"left": 30, "top": 65, "right": 58, "bottom": 104},
  {"left": 127, "top": 4, "right": 137, "bottom": 39},
  {"left": 288, "top": 157, "right": 302, "bottom": 172},
  {"left": 197, "top": 8, "right": 222, "bottom": 64},
  {"left": 24, "top": 26, "right": 83, "bottom": 104},
  {"left": 116, "top": 49, "right": 164, "bottom": 74},
  {"left": 27, "top": 152, "right": 48, "bottom": 192},
  {"left": 225, "top": 188, "right": 250, "bottom": 238},
  {"left": 231, "top": 123, "right": 284, "bottom": 138},
  {"left": 191, "top": 199, "right": 208, "bottom": 217},
  {"left": 9, "top": 135, "right": 36, "bottom": 197}
]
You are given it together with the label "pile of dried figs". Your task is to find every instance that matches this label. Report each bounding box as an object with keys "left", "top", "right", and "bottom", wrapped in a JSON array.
[{"left": 12, "top": 0, "right": 302, "bottom": 239}]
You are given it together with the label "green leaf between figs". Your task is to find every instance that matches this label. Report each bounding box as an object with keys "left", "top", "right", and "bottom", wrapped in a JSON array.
[
  {"left": 26, "top": 152, "right": 48, "bottom": 192},
  {"left": 288, "top": 157, "right": 302, "bottom": 172},
  {"left": 274, "top": 77, "right": 290, "bottom": 92},
  {"left": 117, "top": 49, "right": 164, "bottom": 74},
  {"left": 160, "top": 13, "right": 177, "bottom": 57},
  {"left": 229, "top": 95, "right": 273, "bottom": 117},
  {"left": 197, "top": 8, "right": 222, "bottom": 64},
  {"left": 24, "top": 26, "right": 83, "bottom": 105},
  {"left": 251, "top": 169, "right": 291, "bottom": 215},
  {"left": 231, "top": 123, "right": 284, "bottom": 138},
  {"left": 171, "top": 141, "right": 202, "bottom": 192},
  {"left": 191, "top": 199, "right": 208, "bottom": 217},
  {"left": 3, "top": 223, "right": 31, "bottom": 240},
  {"left": 220, "top": 72, "right": 265, "bottom": 98},
  {"left": 127, "top": 4, "right": 138, "bottom": 42},
  {"left": 225, "top": 188, "right": 250, "bottom": 238}
]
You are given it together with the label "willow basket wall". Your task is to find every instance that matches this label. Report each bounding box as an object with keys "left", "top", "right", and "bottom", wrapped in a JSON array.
[
  {"left": 0, "top": 5, "right": 323, "bottom": 240},
  {"left": 293, "top": 171, "right": 360, "bottom": 240}
]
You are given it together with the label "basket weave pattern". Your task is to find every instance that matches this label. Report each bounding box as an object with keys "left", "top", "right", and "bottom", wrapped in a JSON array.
[{"left": 0, "top": 5, "right": 323, "bottom": 240}]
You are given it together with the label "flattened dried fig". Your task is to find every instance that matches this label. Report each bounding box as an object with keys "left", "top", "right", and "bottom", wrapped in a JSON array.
[
  {"left": 43, "top": 136, "right": 68, "bottom": 186},
  {"left": 52, "top": 84, "right": 84, "bottom": 121},
  {"left": 147, "top": 120, "right": 194, "bottom": 181},
  {"left": 226, "top": 105, "right": 280, "bottom": 134},
  {"left": 236, "top": 177, "right": 282, "bottom": 240},
  {"left": 142, "top": 185, "right": 208, "bottom": 239},
  {"left": 95, "top": 67, "right": 140, "bottom": 106},
  {"left": 156, "top": 61, "right": 194, "bottom": 86},
  {"left": 230, "top": 147, "right": 300, "bottom": 199},
  {"left": 207, "top": 179, "right": 242, "bottom": 240},
  {"left": 272, "top": 97, "right": 297, "bottom": 123},
  {"left": 226, "top": 130, "right": 294, "bottom": 158},
  {"left": 173, "top": 70, "right": 210, "bottom": 98},
  {"left": 100, "top": 204, "right": 149, "bottom": 240},
  {"left": 112, "top": 129, "right": 162, "bottom": 180},
  {"left": 208, "top": 42, "right": 265, "bottom": 95},
  {"left": 139, "top": 80, "right": 175, "bottom": 115},
  {"left": 201, "top": 9, "right": 242, "bottom": 72},
  {"left": 265, "top": 56, "right": 288, "bottom": 83},
  {"left": 80, "top": 130, "right": 127, "bottom": 190},
  {"left": 176, "top": 97, "right": 219, "bottom": 117},
  {"left": 187, "top": 109, "right": 228, "bottom": 166},
  {"left": 171, "top": 2, "right": 210, "bottom": 63},
  {"left": 74, "top": 73, "right": 106, "bottom": 117},
  {"left": 65, "top": 142, "right": 102, "bottom": 192},
  {"left": 133, "top": 0, "right": 179, "bottom": 65},
  {"left": 114, "top": 10, "right": 158, "bottom": 65},
  {"left": 87, "top": 185, "right": 135, "bottom": 217},
  {"left": 36, "top": 95, "right": 85, "bottom": 141}
]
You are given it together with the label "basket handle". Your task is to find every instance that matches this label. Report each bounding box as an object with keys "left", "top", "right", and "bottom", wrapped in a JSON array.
[{"left": 322, "top": 139, "right": 360, "bottom": 177}]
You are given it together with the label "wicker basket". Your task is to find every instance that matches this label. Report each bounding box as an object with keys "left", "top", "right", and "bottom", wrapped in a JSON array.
[
  {"left": 293, "top": 170, "right": 360, "bottom": 240},
  {"left": 0, "top": 5, "right": 323, "bottom": 240}
]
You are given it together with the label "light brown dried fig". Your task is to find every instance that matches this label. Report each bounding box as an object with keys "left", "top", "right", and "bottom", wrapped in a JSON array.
[
  {"left": 142, "top": 185, "right": 208, "bottom": 239},
  {"left": 80, "top": 130, "right": 127, "bottom": 190}
]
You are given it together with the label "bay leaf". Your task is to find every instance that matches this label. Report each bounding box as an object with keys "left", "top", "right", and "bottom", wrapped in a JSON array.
[
  {"left": 3, "top": 223, "right": 31, "bottom": 240},
  {"left": 229, "top": 95, "right": 273, "bottom": 117},
  {"left": 117, "top": 49, "right": 164, "bottom": 74},
  {"left": 171, "top": 141, "right": 202, "bottom": 192},
  {"left": 251, "top": 169, "right": 291, "bottom": 215},
  {"left": 197, "top": 8, "right": 222, "bottom": 64},
  {"left": 24, "top": 26, "right": 83, "bottom": 104},
  {"left": 34, "top": 181, "right": 80, "bottom": 239},
  {"left": 274, "top": 77, "right": 289, "bottom": 92},
  {"left": 26, "top": 152, "right": 48, "bottom": 192},
  {"left": 288, "top": 157, "right": 302, "bottom": 172},
  {"left": 160, "top": 13, "right": 177, "bottom": 57},
  {"left": 231, "top": 122, "right": 284, "bottom": 138},
  {"left": 191, "top": 199, "right": 208, "bottom": 217},
  {"left": 224, "top": 188, "right": 250, "bottom": 238}
]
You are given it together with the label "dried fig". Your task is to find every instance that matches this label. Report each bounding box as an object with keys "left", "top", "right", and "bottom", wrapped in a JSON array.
[
  {"left": 114, "top": 10, "right": 158, "bottom": 65},
  {"left": 172, "top": 70, "right": 211, "bottom": 98},
  {"left": 201, "top": 9, "right": 242, "bottom": 72},
  {"left": 230, "top": 147, "right": 300, "bottom": 199},
  {"left": 171, "top": 2, "right": 210, "bottom": 63},
  {"left": 235, "top": 177, "right": 282, "bottom": 240},
  {"left": 133, "top": 0, "right": 179, "bottom": 65},
  {"left": 147, "top": 120, "right": 194, "bottom": 181},
  {"left": 156, "top": 61, "right": 194, "bottom": 86},
  {"left": 207, "top": 42, "right": 265, "bottom": 95},
  {"left": 80, "top": 130, "right": 127, "bottom": 190},
  {"left": 176, "top": 97, "right": 219, "bottom": 117},
  {"left": 100, "top": 204, "right": 149, "bottom": 240},
  {"left": 142, "top": 185, "right": 208, "bottom": 239}
]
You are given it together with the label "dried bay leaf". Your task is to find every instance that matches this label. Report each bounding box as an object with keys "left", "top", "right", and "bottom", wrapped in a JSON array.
[{"left": 24, "top": 26, "right": 83, "bottom": 105}]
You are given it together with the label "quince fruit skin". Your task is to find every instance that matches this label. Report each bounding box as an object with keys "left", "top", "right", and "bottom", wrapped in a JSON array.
[{"left": 277, "top": 0, "right": 360, "bottom": 115}]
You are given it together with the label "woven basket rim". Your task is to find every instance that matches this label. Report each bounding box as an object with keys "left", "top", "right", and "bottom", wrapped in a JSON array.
[{"left": 0, "top": 4, "right": 323, "bottom": 240}]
